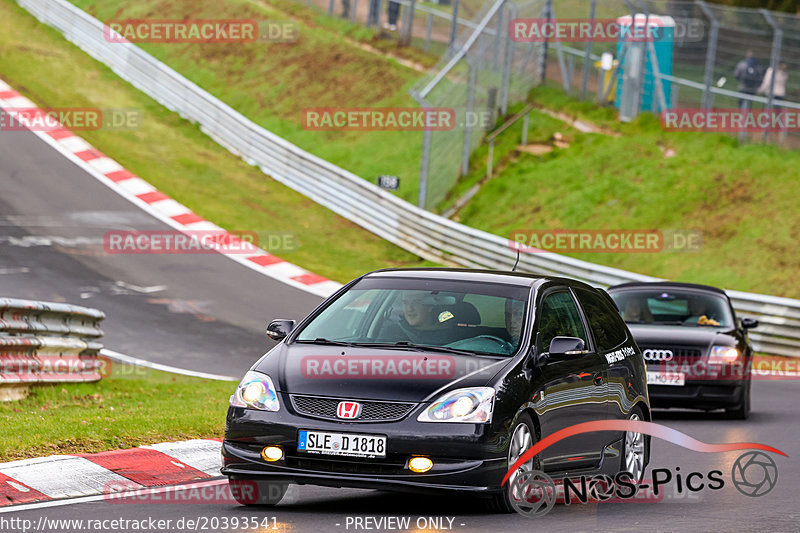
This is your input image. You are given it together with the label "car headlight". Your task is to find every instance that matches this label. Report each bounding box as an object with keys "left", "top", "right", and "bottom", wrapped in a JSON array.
[
  {"left": 417, "top": 387, "right": 494, "bottom": 423},
  {"left": 709, "top": 346, "right": 740, "bottom": 363},
  {"left": 230, "top": 371, "right": 280, "bottom": 411}
]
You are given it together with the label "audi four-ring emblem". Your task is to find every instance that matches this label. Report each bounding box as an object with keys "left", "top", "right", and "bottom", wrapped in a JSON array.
[{"left": 643, "top": 349, "right": 674, "bottom": 361}]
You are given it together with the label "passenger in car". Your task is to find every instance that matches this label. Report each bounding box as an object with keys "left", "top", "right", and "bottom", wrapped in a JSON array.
[
  {"left": 372, "top": 291, "right": 459, "bottom": 345},
  {"left": 622, "top": 298, "right": 653, "bottom": 323},
  {"left": 505, "top": 299, "right": 525, "bottom": 345},
  {"left": 685, "top": 297, "right": 720, "bottom": 326}
]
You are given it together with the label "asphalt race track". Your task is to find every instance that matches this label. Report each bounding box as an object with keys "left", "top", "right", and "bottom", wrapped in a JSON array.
[
  {"left": 1, "top": 128, "right": 798, "bottom": 532},
  {"left": 0, "top": 128, "right": 323, "bottom": 376}
]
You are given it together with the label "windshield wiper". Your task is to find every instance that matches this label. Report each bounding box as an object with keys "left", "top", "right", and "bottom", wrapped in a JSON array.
[
  {"left": 357, "top": 341, "right": 497, "bottom": 357},
  {"left": 295, "top": 338, "right": 359, "bottom": 346}
]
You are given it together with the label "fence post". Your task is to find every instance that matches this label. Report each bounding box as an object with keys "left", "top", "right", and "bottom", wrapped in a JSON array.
[
  {"left": 329, "top": 0, "right": 335, "bottom": 17},
  {"left": 521, "top": 111, "right": 530, "bottom": 145},
  {"left": 492, "top": 0, "right": 505, "bottom": 72},
  {"left": 499, "top": 2, "right": 516, "bottom": 114},
  {"left": 540, "top": 0, "right": 552, "bottom": 84},
  {"left": 580, "top": 0, "right": 597, "bottom": 100},
  {"left": 418, "top": 126, "right": 431, "bottom": 208},
  {"left": 425, "top": 13, "right": 433, "bottom": 51},
  {"left": 449, "top": 0, "right": 460, "bottom": 51},
  {"left": 761, "top": 9, "right": 783, "bottom": 142},
  {"left": 400, "top": 0, "right": 417, "bottom": 46},
  {"left": 697, "top": 1, "right": 719, "bottom": 110},
  {"left": 462, "top": 62, "right": 477, "bottom": 175}
]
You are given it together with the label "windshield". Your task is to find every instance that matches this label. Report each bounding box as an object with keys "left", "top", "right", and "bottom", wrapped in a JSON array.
[
  {"left": 610, "top": 289, "right": 733, "bottom": 328},
  {"left": 294, "top": 277, "right": 529, "bottom": 356}
]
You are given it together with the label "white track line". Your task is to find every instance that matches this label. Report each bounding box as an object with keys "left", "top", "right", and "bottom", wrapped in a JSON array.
[
  {"left": 100, "top": 349, "right": 238, "bottom": 381},
  {"left": 0, "top": 478, "right": 227, "bottom": 513}
]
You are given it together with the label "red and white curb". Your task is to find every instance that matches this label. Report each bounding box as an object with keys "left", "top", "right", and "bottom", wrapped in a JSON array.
[
  {"left": 0, "top": 78, "right": 342, "bottom": 298},
  {"left": 0, "top": 439, "right": 222, "bottom": 507}
]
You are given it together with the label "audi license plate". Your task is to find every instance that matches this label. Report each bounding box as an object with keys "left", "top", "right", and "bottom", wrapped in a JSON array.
[
  {"left": 297, "top": 430, "right": 387, "bottom": 458},
  {"left": 646, "top": 371, "right": 685, "bottom": 386}
]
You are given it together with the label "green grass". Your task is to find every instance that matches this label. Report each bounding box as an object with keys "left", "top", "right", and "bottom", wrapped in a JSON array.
[
  {"left": 0, "top": 364, "right": 234, "bottom": 461},
  {"left": 67, "top": 0, "right": 433, "bottom": 204},
  {"left": 0, "top": 0, "right": 427, "bottom": 283},
  {"left": 456, "top": 86, "right": 800, "bottom": 298}
]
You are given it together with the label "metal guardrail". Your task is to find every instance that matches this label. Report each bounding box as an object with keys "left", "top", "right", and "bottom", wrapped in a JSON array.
[
  {"left": 16, "top": 0, "right": 800, "bottom": 358},
  {"left": 0, "top": 298, "right": 105, "bottom": 401}
]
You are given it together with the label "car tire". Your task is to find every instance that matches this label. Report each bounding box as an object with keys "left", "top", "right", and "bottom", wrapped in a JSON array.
[
  {"left": 725, "top": 379, "right": 751, "bottom": 420},
  {"left": 621, "top": 408, "right": 647, "bottom": 483},
  {"left": 486, "top": 412, "right": 539, "bottom": 513},
  {"left": 228, "top": 478, "right": 288, "bottom": 506}
]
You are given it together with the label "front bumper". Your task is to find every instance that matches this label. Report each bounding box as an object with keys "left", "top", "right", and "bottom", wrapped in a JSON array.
[
  {"left": 648, "top": 381, "right": 746, "bottom": 409},
  {"left": 222, "top": 404, "right": 508, "bottom": 495}
]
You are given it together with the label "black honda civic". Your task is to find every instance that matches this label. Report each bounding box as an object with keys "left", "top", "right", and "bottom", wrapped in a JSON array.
[
  {"left": 607, "top": 282, "right": 758, "bottom": 419},
  {"left": 222, "top": 268, "right": 650, "bottom": 511}
]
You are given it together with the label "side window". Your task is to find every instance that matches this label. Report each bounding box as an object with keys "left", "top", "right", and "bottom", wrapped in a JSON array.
[
  {"left": 536, "top": 291, "right": 587, "bottom": 353},
  {"left": 575, "top": 288, "right": 628, "bottom": 352}
]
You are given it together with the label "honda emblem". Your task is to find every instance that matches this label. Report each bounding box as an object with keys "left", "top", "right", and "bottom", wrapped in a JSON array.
[{"left": 337, "top": 401, "right": 361, "bottom": 419}]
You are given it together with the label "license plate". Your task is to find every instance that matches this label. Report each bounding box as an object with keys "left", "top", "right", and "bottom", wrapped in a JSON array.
[
  {"left": 647, "top": 371, "right": 685, "bottom": 386},
  {"left": 297, "top": 430, "right": 387, "bottom": 458}
]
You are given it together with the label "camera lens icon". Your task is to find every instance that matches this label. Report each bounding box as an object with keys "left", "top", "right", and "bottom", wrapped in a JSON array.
[
  {"left": 509, "top": 469, "right": 557, "bottom": 518},
  {"left": 731, "top": 451, "right": 778, "bottom": 497}
]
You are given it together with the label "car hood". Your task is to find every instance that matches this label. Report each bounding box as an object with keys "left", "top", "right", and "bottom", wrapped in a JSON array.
[
  {"left": 253, "top": 343, "right": 514, "bottom": 403},
  {"left": 627, "top": 324, "right": 736, "bottom": 351}
]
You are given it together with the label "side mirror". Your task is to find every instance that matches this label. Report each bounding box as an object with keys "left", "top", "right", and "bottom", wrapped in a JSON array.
[
  {"left": 548, "top": 336, "right": 587, "bottom": 357},
  {"left": 741, "top": 318, "right": 759, "bottom": 330},
  {"left": 266, "top": 319, "right": 296, "bottom": 341}
]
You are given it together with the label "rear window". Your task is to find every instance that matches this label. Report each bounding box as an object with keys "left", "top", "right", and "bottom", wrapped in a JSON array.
[{"left": 574, "top": 288, "right": 629, "bottom": 352}]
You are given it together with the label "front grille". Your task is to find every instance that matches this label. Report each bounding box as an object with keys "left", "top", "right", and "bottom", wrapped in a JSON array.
[
  {"left": 290, "top": 395, "right": 416, "bottom": 422},
  {"left": 286, "top": 455, "right": 406, "bottom": 475},
  {"left": 640, "top": 345, "right": 704, "bottom": 359}
]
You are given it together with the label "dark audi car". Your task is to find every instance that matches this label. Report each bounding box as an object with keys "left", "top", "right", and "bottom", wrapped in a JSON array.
[
  {"left": 222, "top": 269, "right": 650, "bottom": 511},
  {"left": 608, "top": 282, "right": 758, "bottom": 419}
]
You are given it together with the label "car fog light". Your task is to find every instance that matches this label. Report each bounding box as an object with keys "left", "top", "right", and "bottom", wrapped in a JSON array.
[
  {"left": 261, "top": 446, "right": 283, "bottom": 462},
  {"left": 408, "top": 456, "right": 433, "bottom": 473}
]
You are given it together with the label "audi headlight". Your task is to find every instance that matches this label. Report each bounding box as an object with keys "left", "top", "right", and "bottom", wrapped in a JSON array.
[
  {"left": 417, "top": 387, "right": 494, "bottom": 423},
  {"left": 710, "top": 346, "right": 740, "bottom": 363},
  {"left": 230, "top": 371, "right": 280, "bottom": 411}
]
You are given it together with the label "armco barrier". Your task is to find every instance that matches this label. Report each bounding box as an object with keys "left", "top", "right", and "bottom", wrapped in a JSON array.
[
  {"left": 0, "top": 298, "right": 105, "bottom": 401},
  {"left": 15, "top": 0, "right": 800, "bottom": 358}
]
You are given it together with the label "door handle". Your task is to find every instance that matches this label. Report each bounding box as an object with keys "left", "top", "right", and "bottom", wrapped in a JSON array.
[{"left": 593, "top": 373, "right": 603, "bottom": 385}]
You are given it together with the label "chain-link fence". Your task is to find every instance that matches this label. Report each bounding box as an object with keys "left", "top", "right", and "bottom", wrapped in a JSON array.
[
  {"left": 542, "top": 1, "right": 800, "bottom": 142},
  {"left": 410, "top": 0, "right": 546, "bottom": 210},
  {"left": 290, "top": 0, "right": 489, "bottom": 54},
  {"left": 283, "top": 0, "right": 800, "bottom": 210}
]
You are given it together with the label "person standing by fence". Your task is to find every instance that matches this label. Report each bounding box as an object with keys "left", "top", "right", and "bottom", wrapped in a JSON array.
[
  {"left": 384, "top": 0, "right": 401, "bottom": 31},
  {"left": 758, "top": 62, "right": 788, "bottom": 101},
  {"left": 733, "top": 50, "right": 763, "bottom": 109}
]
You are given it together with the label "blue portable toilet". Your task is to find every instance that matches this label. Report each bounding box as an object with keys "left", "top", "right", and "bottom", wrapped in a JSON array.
[{"left": 614, "top": 14, "right": 674, "bottom": 121}]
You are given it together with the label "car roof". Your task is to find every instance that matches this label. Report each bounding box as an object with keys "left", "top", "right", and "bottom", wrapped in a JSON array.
[
  {"left": 607, "top": 281, "right": 728, "bottom": 296},
  {"left": 363, "top": 267, "right": 598, "bottom": 291}
]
